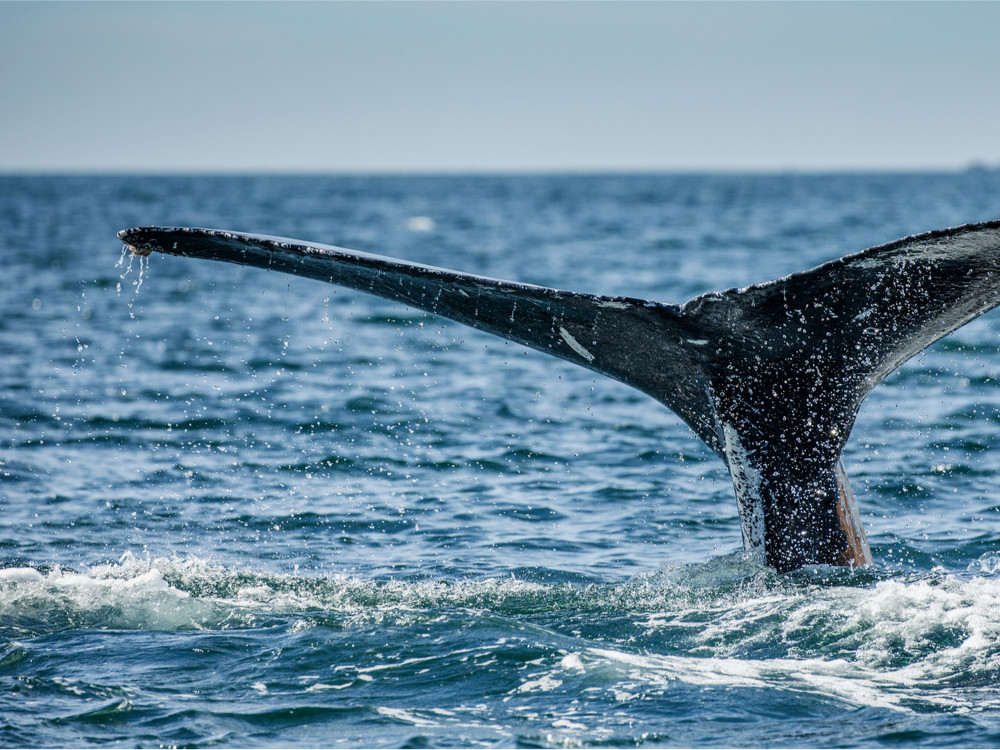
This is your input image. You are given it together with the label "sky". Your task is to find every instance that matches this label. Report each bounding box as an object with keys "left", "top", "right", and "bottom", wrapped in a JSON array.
[{"left": 2, "top": 1, "right": 999, "bottom": 173}]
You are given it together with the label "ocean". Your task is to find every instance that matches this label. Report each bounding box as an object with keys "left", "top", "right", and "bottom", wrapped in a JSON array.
[{"left": 3, "top": 172, "right": 1000, "bottom": 747}]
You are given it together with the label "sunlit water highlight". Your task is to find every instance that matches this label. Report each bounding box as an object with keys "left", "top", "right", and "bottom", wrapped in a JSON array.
[{"left": 3, "top": 173, "right": 1000, "bottom": 746}]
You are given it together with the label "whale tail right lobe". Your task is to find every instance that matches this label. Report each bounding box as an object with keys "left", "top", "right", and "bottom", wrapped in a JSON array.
[
  {"left": 680, "top": 221, "right": 1000, "bottom": 569},
  {"left": 120, "top": 221, "right": 1000, "bottom": 570}
]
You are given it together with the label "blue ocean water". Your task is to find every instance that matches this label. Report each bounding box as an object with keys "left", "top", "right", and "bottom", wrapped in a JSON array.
[{"left": 3, "top": 172, "right": 1000, "bottom": 747}]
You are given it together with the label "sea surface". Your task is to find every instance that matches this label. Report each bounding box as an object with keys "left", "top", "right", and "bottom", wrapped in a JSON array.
[{"left": 3, "top": 172, "right": 1000, "bottom": 748}]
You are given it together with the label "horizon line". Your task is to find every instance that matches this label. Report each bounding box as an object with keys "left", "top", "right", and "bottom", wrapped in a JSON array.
[{"left": 2, "top": 164, "right": 998, "bottom": 178}]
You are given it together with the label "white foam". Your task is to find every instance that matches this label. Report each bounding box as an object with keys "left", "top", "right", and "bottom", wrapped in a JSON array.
[
  {"left": 7, "top": 553, "right": 1000, "bottom": 715},
  {"left": 0, "top": 567, "right": 45, "bottom": 582},
  {"left": 560, "top": 652, "right": 584, "bottom": 670},
  {"left": 376, "top": 706, "right": 438, "bottom": 726},
  {"left": 515, "top": 674, "right": 563, "bottom": 693},
  {"left": 0, "top": 556, "right": 217, "bottom": 632},
  {"left": 588, "top": 647, "right": 905, "bottom": 711}
]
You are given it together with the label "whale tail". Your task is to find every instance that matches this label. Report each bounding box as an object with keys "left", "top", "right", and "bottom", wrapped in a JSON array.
[{"left": 119, "top": 221, "right": 1000, "bottom": 571}]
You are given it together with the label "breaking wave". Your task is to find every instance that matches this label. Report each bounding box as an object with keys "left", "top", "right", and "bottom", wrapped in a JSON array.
[{"left": 4, "top": 552, "right": 1000, "bottom": 718}]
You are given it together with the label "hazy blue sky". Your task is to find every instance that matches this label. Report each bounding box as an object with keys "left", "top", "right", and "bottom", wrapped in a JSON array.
[{"left": 2, "top": 1, "right": 999, "bottom": 173}]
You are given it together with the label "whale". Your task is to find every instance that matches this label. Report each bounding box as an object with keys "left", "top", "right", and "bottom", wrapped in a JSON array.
[{"left": 119, "top": 221, "right": 1000, "bottom": 572}]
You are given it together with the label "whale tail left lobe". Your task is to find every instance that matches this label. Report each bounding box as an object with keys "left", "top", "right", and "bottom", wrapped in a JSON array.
[
  {"left": 119, "top": 221, "right": 1000, "bottom": 571},
  {"left": 118, "top": 226, "right": 720, "bottom": 446}
]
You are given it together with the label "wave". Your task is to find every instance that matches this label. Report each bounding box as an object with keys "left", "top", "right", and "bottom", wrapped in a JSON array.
[{"left": 4, "top": 551, "right": 1000, "bottom": 717}]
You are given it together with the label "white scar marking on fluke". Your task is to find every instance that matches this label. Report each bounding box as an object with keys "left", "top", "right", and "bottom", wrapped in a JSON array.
[
  {"left": 559, "top": 327, "right": 595, "bottom": 362},
  {"left": 686, "top": 339, "right": 709, "bottom": 346},
  {"left": 723, "top": 423, "right": 765, "bottom": 565}
]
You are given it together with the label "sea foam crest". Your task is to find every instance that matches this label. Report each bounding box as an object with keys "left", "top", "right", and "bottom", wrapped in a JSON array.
[
  {"left": 4, "top": 550, "right": 1000, "bottom": 715},
  {"left": 0, "top": 555, "right": 228, "bottom": 633}
]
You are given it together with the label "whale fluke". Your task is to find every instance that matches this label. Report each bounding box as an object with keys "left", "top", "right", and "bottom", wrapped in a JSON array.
[{"left": 119, "top": 221, "right": 1000, "bottom": 571}]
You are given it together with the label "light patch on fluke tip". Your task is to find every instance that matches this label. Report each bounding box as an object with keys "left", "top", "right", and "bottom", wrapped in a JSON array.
[{"left": 559, "top": 326, "right": 595, "bottom": 362}]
